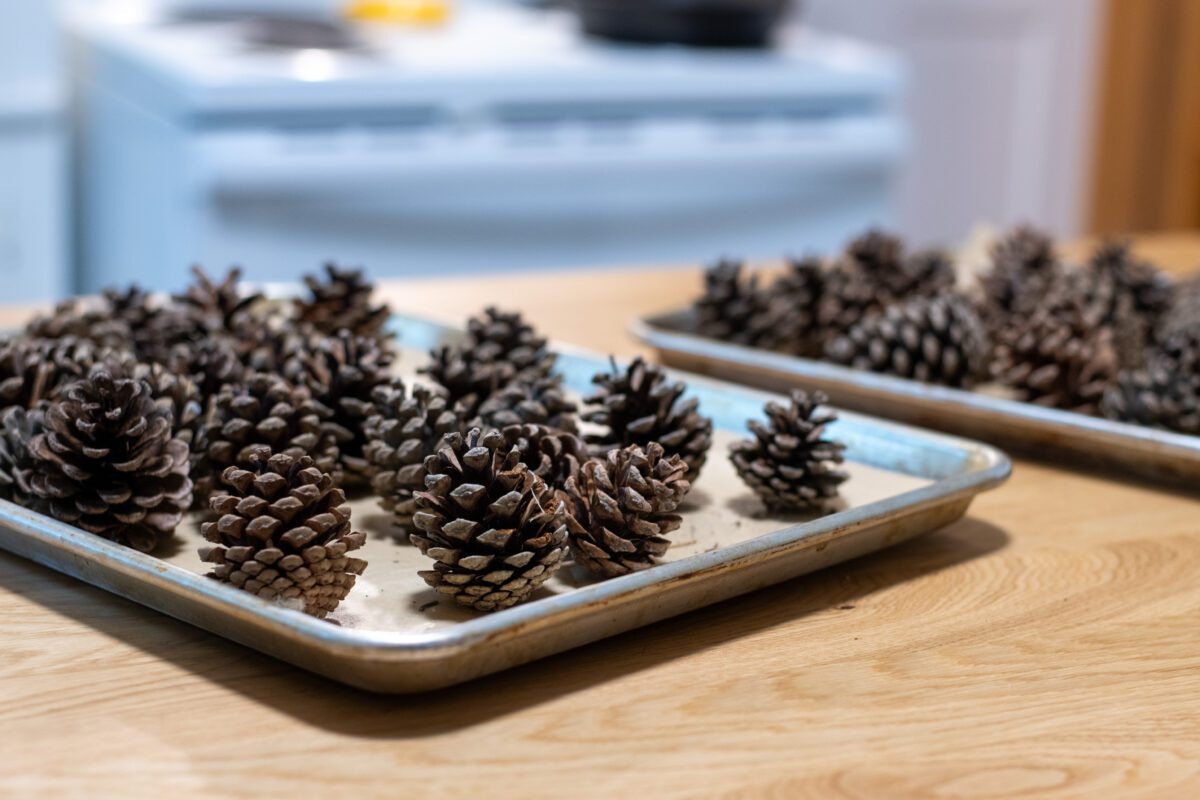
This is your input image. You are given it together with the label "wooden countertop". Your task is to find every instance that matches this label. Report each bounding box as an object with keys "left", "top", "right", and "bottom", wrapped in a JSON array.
[{"left": 4, "top": 237, "right": 1200, "bottom": 798}]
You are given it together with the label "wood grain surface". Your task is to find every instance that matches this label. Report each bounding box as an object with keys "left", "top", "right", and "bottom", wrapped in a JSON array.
[{"left": 3, "top": 237, "right": 1200, "bottom": 799}]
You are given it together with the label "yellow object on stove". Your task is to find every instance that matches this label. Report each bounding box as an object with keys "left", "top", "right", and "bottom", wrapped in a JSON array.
[{"left": 344, "top": 0, "right": 451, "bottom": 26}]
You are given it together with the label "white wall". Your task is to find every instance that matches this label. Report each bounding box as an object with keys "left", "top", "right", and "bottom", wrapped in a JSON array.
[{"left": 805, "top": 0, "right": 1103, "bottom": 246}]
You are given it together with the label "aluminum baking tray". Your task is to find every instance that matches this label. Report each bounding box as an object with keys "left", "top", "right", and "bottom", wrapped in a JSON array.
[
  {"left": 0, "top": 314, "right": 1009, "bottom": 693},
  {"left": 633, "top": 308, "right": 1200, "bottom": 484}
]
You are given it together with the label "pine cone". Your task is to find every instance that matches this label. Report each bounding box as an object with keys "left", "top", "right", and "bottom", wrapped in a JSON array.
[
  {"left": 23, "top": 300, "right": 122, "bottom": 346},
  {"left": 501, "top": 423, "right": 586, "bottom": 495},
  {"left": 844, "top": 229, "right": 904, "bottom": 278},
  {"left": 1054, "top": 267, "right": 1147, "bottom": 369},
  {"left": 1101, "top": 330, "right": 1200, "bottom": 433},
  {"left": 1, "top": 338, "right": 101, "bottom": 411},
  {"left": 1090, "top": 241, "right": 1172, "bottom": 332},
  {"left": 200, "top": 448, "right": 367, "bottom": 618},
  {"left": 978, "top": 225, "right": 1060, "bottom": 331},
  {"left": 583, "top": 357, "right": 713, "bottom": 477},
  {"left": 771, "top": 256, "right": 825, "bottom": 356},
  {"left": 283, "top": 330, "right": 395, "bottom": 491},
  {"left": 196, "top": 372, "right": 340, "bottom": 504},
  {"left": 419, "top": 344, "right": 513, "bottom": 419},
  {"left": 729, "top": 390, "right": 848, "bottom": 511},
  {"left": 466, "top": 307, "right": 555, "bottom": 379},
  {"left": 991, "top": 295, "right": 1119, "bottom": 413},
  {"left": 476, "top": 375, "right": 578, "bottom": 433},
  {"left": 167, "top": 337, "right": 246, "bottom": 399},
  {"left": 411, "top": 428, "right": 568, "bottom": 611},
  {"left": 825, "top": 293, "right": 990, "bottom": 387},
  {"left": 135, "top": 362, "right": 205, "bottom": 446},
  {"left": 295, "top": 263, "right": 391, "bottom": 342},
  {"left": 694, "top": 259, "right": 810, "bottom": 353},
  {"left": 563, "top": 442, "right": 690, "bottom": 578},
  {"left": 886, "top": 249, "right": 958, "bottom": 299},
  {"left": 363, "top": 381, "right": 464, "bottom": 536},
  {"left": 25, "top": 365, "right": 193, "bottom": 552},
  {"left": 0, "top": 406, "right": 43, "bottom": 506},
  {"left": 817, "top": 260, "right": 889, "bottom": 336},
  {"left": 174, "top": 266, "right": 265, "bottom": 338}
]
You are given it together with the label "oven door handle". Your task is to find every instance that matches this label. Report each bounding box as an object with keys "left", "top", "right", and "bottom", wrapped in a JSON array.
[{"left": 192, "top": 117, "right": 903, "bottom": 198}]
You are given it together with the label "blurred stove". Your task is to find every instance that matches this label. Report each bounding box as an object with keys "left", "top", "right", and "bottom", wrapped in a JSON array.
[{"left": 71, "top": 1, "right": 904, "bottom": 290}]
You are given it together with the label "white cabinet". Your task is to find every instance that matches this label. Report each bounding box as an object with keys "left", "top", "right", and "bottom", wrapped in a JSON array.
[{"left": 805, "top": 0, "right": 1103, "bottom": 244}]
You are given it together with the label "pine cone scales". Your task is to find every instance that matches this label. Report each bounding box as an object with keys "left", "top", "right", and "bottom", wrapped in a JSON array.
[
  {"left": 295, "top": 263, "right": 391, "bottom": 341},
  {"left": 175, "top": 266, "right": 264, "bottom": 335},
  {"left": 467, "top": 307, "right": 555, "bottom": 378},
  {"left": 363, "top": 382, "right": 464, "bottom": 535},
  {"left": 695, "top": 259, "right": 808, "bottom": 353},
  {"left": 200, "top": 449, "right": 367, "bottom": 618},
  {"left": 411, "top": 428, "right": 568, "bottom": 611},
  {"left": 825, "top": 294, "right": 989, "bottom": 387},
  {"left": 476, "top": 376, "right": 578, "bottom": 433},
  {"left": 730, "top": 390, "right": 848, "bottom": 511},
  {"left": 0, "top": 406, "right": 42, "bottom": 505},
  {"left": 772, "top": 257, "right": 825, "bottom": 355},
  {"left": 25, "top": 367, "right": 193, "bottom": 552},
  {"left": 419, "top": 344, "right": 511, "bottom": 420},
  {"left": 0, "top": 337, "right": 100, "bottom": 411},
  {"left": 1090, "top": 241, "right": 1172, "bottom": 328},
  {"left": 197, "top": 373, "right": 340, "bottom": 502},
  {"left": 979, "top": 226, "right": 1060, "bottom": 329},
  {"left": 564, "top": 442, "right": 690, "bottom": 578},
  {"left": 584, "top": 357, "right": 713, "bottom": 477},
  {"left": 1102, "top": 330, "right": 1200, "bottom": 433},
  {"left": 502, "top": 423, "right": 586, "bottom": 494}
]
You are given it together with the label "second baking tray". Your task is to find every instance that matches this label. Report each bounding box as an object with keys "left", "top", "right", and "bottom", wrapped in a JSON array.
[
  {"left": 0, "top": 313, "right": 1009, "bottom": 693},
  {"left": 633, "top": 308, "right": 1200, "bottom": 484}
]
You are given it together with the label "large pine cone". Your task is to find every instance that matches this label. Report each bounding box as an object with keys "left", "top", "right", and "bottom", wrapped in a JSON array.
[
  {"left": 978, "top": 225, "right": 1060, "bottom": 331},
  {"left": 476, "top": 375, "right": 578, "bottom": 433},
  {"left": 25, "top": 365, "right": 193, "bottom": 552},
  {"left": 283, "top": 330, "right": 395, "bottom": 491},
  {"left": 411, "top": 428, "right": 568, "bottom": 612},
  {"left": 825, "top": 293, "right": 990, "bottom": 387},
  {"left": 466, "top": 307, "right": 555, "bottom": 379},
  {"left": 295, "top": 263, "right": 391, "bottom": 342},
  {"left": 564, "top": 442, "right": 690, "bottom": 578},
  {"left": 363, "top": 381, "right": 464, "bottom": 536},
  {"left": 196, "top": 373, "right": 340, "bottom": 504},
  {"left": 1101, "top": 330, "right": 1200, "bottom": 433},
  {"left": 694, "top": 259, "right": 810, "bottom": 353},
  {"left": 991, "top": 295, "right": 1119, "bottom": 413},
  {"left": 730, "top": 390, "right": 848, "bottom": 511},
  {"left": 583, "top": 357, "right": 713, "bottom": 477},
  {"left": 420, "top": 344, "right": 513, "bottom": 420},
  {"left": 200, "top": 448, "right": 367, "bottom": 618},
  {"left": 0, "top": 406, "right": 42, "bottom": 506},
  {"left": 502, "top": 423, "right": 586, "bottom": 496}
]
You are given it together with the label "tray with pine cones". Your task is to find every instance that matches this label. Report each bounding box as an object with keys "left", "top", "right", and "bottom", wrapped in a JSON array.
[
  {"left": 636, "top": 226, "right": 1200, "bottom": 486},
  {"left": 0, "top": 266, "right": 1007, "bottom": 692}
]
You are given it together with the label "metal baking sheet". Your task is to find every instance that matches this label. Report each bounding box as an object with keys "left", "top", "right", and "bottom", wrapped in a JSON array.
[
  {"left": 0, "top": 314, "right": 1009, "bottom": 693},
  {"left": 633, "top": 308, "right": 1200, "bottom": 485}
]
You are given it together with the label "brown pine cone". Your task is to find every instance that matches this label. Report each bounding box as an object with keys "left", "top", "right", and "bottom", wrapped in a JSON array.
[
  {"left": 0, "top": 337, "right": 103, "bottom": 411},
  {"left": 419, "top": 343, "right": 513, "bottom": 419},
  {"left": 771, "top": 256, "right": 826, "bottom": 356},
  {"left": 200, "top": 448, "right": 367, "bottom": 618},
  {"left": 991, "top": 295, "right": 1119, "bottom": 414},
  {"left": 283, "top": 330, "right": 395, "bottom": 491},
  {"left": 166, "top": 336, "right": 246, "bottom": 399},
  {"left": 978, "top": 225, "right": 1061, "bottom": 332},
  {"left": 466, "top": 307, "right": 555, "bottom": 379},
  {"left": 411, "top": 428, "right": 568, "bottom": 612},
  {"left": 196, "top": 372, "right": 340, "bottom": 504},
  {"left": 1089, "top": 241, "right": 1172, "bottom": 333},
  {"left": 23, "top": 300, "right": 123, "bottom": 346},
  {"left": 295, "top": 263, "right": 391, "bottom": 342},
  {"left": 363, "top": 381, "right": 464, "bottom": 536},
  {"left": 133, "top": 362, "right": 205, "bottom": 446},
  {"left": 729, "top": 390, "right": 848, "bottom": 512},
  {"left": 1102, "top": 330, "right": 1200, "bottom": 433},
  {"left": 476, "top": 375, "right": 578, "bottom": 433},
  {"left": 25, "top": 365, "right": 193, "bottom": 552},
  {"left": 887, "top": 249, "right": 958, "bottom": 299},
  {"left": 174, "top": 266, "right": 266, "bottom": 338},
  {"left": 695, "top": 259, "right": 812, "bottom": 353},
  {"left": 0, "top": 406, "right": 43, "bottom": 506},
  {"left": 825, "top": 293, "right": 990, "bottom": 387},
  {"left": 817, "top": 259, "right": 889, "bottom": 337},
  {"left": 501, "top": 423, "right": 586, "bottom": 495},
  {"left": 583, "top": 356, "right": 713, "bottom": 477},
  {"left": 564, "top": 442, "right": 690, "bottom": 578}
]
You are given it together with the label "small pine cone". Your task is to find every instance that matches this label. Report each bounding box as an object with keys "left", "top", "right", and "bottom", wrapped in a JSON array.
[
  {"left": 825, "top": 293, "right": 990, "bottom": 387},
  {"left": 817, "top": 260, "right": 889, "bottom": 337},
  {"left": 363, "top": 381, "right": 464, "bottom": 535},
  {"left": 174, "top": 266, "right": 266, "bottom": 338},
  {"left": 1101, "top": 330, "right": 1200, "bottom": 433},
  {"left": 411, "top": 428, "right": 569, "bottom": 612},
  {"left": 978, "top": 225, "right": 1060, "bottom": 331},
  {"left": 1053, "top": 268, "right": 1147, "bottom": 370},
  {"left": 991, "top": 296, "right": 1119, "bottom": 414},
  {"left": 196, "top": 373, "right": 340, "bottom": 504},
  {"left": 200, "top": 448, "right": 367, "bottom": 618},
  {"left": 476, "top": 375, "right": 578, "bottom": 433},
  {"left": 771, "top": 256, "right": 826, "bottom": 356},
  {"left": 694, "top": 259, "right": 811, "bottom": 353},
  {"left": 167, "top": 337, "right": 246, "bottom": 399},
  {"left": 466, "top": 307, "right": 556, "bottom": 379},
  {"left": 888, "top": 249, "right": 958, "bottom": 299},
  {"left": 844, "top": 229, "right": 904, "bottom": 278},
  {"left": 1090, "top": 241, "right": 1172, "bottom": 332},
  {"left": 132, "top": 362, "right": 205, "bottom": 449},
  {"left": 0, "top": 406, "right": 43, "bottom": 506},
  {"left": 419, "top": 344, "right": 513, "bottom": 419},
  {"left": 25, "top": 365, "right": 193, "bottom": 552},
  {"left": 1161, "top": 277, "right": 1200, "bottom": 342},
  {"left": 729, "top": 390, "right": 848, "bottom": 512},
  {"left": 0, "top": 338, "right": 99, "bottom": 410},
  {"left": 502, "top": 423, "right": 586, "bottom": 495},
  {"left": 563, "top": 442, "right": 690, "bottom": 578},
  {"left": 23, "top": 300, "right": 125, "bottom": 347},
  {"left": 283, "top": 330, "right": 395, "bottom": 491},
  {"left": 583, "top": 356, "right": 713, "bottom": 477},
  {"left": 295, "top": 263, "right": 391, "bottom": 342}
]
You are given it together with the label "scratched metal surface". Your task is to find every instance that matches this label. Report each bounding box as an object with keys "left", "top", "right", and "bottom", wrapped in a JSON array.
[{"left": 0, "top": 314, "right": 1010, "bottom": 693}]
